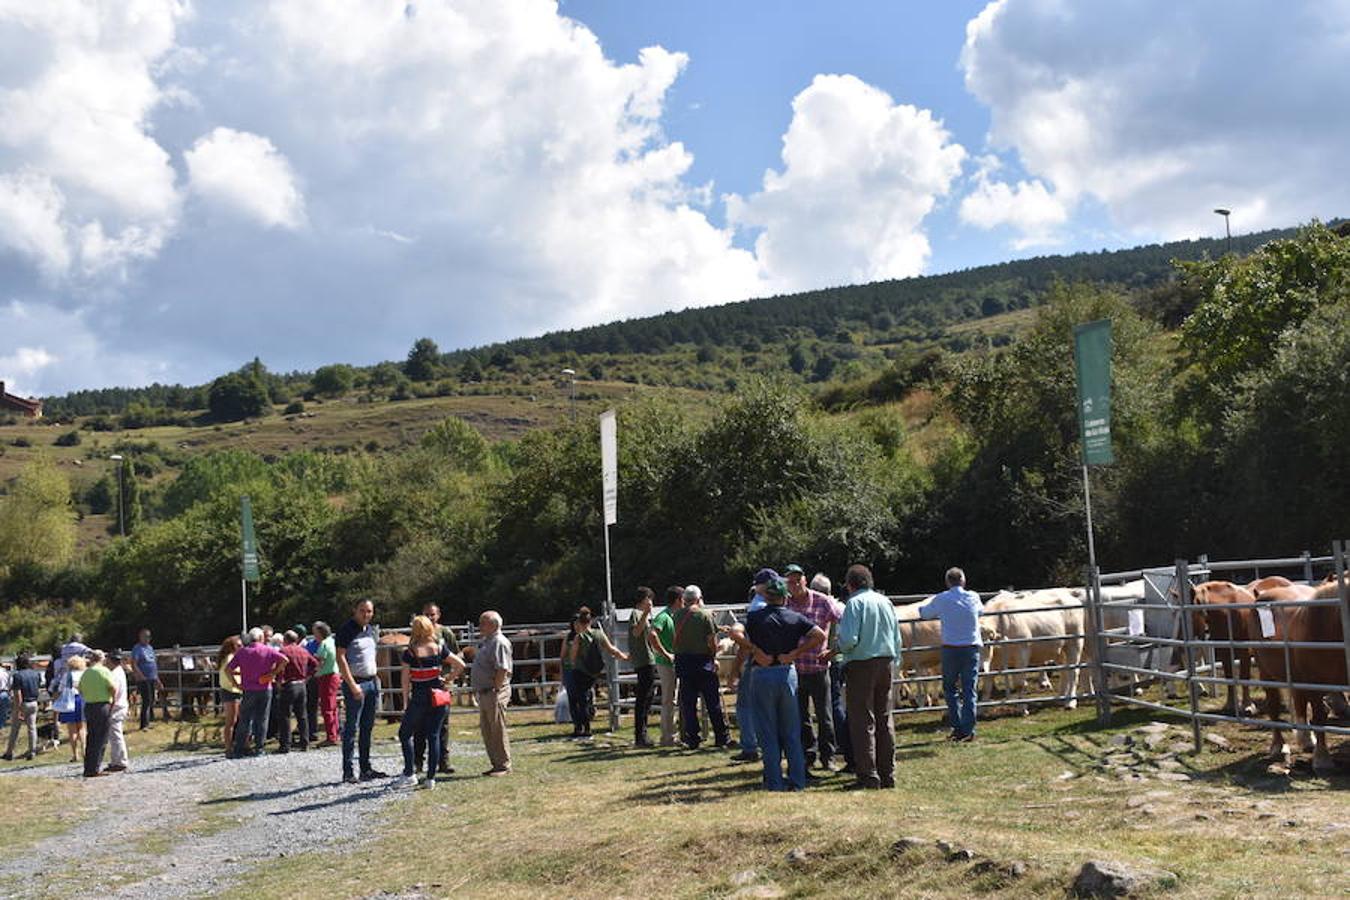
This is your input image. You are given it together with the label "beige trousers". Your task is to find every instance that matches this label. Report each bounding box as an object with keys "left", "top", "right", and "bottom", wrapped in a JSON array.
[{"left": 476, "top": 686, "right": 512, "bottom": 771}]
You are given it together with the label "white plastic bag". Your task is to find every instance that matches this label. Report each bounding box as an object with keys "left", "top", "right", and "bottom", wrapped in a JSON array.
[{"left": 554, "top": 687, "right": 571, "bottom": 724}]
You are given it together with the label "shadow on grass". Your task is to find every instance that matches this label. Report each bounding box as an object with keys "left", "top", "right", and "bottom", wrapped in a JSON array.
[
  {"left": 626, "top": 765, "right": 761, "bottom": 805},
  {"left": 269, "top": 781, "right": 408, "bottom": 815}
]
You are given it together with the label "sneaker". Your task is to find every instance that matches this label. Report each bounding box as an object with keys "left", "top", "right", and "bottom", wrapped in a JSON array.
[
  {"left": 105, "top": 764, "right": 128, "bottom": 772},
  {"left": 728, "top": 751, "right": 760, "bottom": 763},
  {"left": 0, "top": 753, "right": 11, "bottom": 761},
  {"left": 713, "top": 737, "right": 736, "bottom": 749},
  {"left": 879, "top": 777, "right": 896, "bottom": 789},
  {"left": 359, "top": 769, "right": 389, "bottom": 781},
  {"left": 955, "top": 733, "right": 975, "bottom": 743},
  {"left": 342, "top": 774, "right": 360, "bottom": 785},
  {"left": 482, "top": 767, "right": 511, "bottom": 777},
  {"left": 22, "top": 752, "right": 34, "bottom": 761},
  {"left": 424, "top": 776, "right": 437, "bottom": 790},
  {"left": 438, "top": 762, "right": 456, "bottom": 775},
  {"left": 83, "top": 771, "right": 110, "bottom": 778}
]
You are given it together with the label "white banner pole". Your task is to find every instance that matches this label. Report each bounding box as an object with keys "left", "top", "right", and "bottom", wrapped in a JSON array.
[{"left": 599, "top": 409, "right": 619, "bottom": 732}]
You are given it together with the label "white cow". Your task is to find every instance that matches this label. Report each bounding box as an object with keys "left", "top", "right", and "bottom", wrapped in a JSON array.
[
  {"left": 894, "top": 601, "right": 998, "bottom": 709},
  {"left": 982, "top": 589, "right": 1087, "bottom": 710}
]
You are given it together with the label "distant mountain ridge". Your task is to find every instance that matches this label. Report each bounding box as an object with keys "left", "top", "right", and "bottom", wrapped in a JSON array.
[{"left": 34, "top": 225, "right": 1300, "bottom": 414}]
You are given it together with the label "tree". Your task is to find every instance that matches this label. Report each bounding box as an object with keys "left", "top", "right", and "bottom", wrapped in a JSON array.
[
  {"left": 0, "top": 458, "right": 77, "bottom": 572},
  {"left": 421, "top": 417, "right": 492, "bottom": 474},
  {"left": 312, "top": 364, "right": 355, "bottom": 397},
  {"left": 788, "top": 345, "right": 807, "bottom": 375},
  {"left": 1177, "top": 223, "right": 1350, "bottom": 428},
  {"left": 405, "top": 338, "right": 442, "bottom": 382},
  {"left": 208, "top": 373, "right": 271, "bottom": 421},
  {"left": 116, "top": 456, "right": 143, "bottom": 536},
  {"left": 459, "top": 355, "right": 484, "bottom": 383}
]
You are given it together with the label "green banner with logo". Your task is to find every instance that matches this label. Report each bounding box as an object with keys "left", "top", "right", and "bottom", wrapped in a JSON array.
[
  {"left": 241, "top": 495, "right": 261, "bottom": 582},
  {"left": 1073, "top": 319, "right": 1114, "bottom": 466}
]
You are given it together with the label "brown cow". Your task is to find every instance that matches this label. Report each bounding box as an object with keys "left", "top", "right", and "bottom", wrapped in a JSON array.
[
  {"left": 1190, "top": 581, "right": 1259, "bottom": 716},
  {"left": 1251, "top": 582, "right": 1345, "bottom": 772}
]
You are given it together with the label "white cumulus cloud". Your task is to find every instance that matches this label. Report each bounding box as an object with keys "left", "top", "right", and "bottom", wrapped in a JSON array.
[
  {"left": 960, "top": 0, "right": 1350, "bottom": 241},
  {"left": 0, "top": 0, "right": 187, "bottom": 280},
  {"left": 727, "top": 74, "right": 966, "bottom": 292},
  {"left": 186, "top": 127, "right": 306, "bottom": 229}
]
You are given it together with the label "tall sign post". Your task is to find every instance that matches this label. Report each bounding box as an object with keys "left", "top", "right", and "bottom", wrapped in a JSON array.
[
  {"left": 240, "top": 495, "right": 261, "bottom": 633},
  {"left": 1074, "top": 319, "right": 1114, "bottom": 722},
  {"left": 599, "top": 409, "right": 620, "bottom": 732}
]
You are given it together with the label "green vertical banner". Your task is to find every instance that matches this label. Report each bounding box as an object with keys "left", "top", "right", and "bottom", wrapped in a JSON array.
[
  {"left": 240, "top": 495, "right": 261, "bottom": 582},
  {"left": 1073, "top": 319, "right": 1115, "bottom": 466}
]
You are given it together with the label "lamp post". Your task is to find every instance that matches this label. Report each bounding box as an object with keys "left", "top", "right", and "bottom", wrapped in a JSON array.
[
  {"left": 1213, "top": 208, "right": 1232, "bottom": 255},
  {"left": 108, "top": 454, "right": 125, "bottom": 537},
  {"left": 561, "top": 368, "right": 576, "bottom": 421}
]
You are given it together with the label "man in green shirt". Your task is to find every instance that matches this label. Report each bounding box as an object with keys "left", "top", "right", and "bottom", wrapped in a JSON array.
[
  {"left": 79, "top": 651, "right": 117, "bottom": 778},
  {"left": 629, "top": 587, "right": 657, "bottom": 747},
  {"left": 673, "top": 585, "right": 730, "bottom": 749},
  {"left": 649, "top": 585, "right": 682, "bottom": 746}
]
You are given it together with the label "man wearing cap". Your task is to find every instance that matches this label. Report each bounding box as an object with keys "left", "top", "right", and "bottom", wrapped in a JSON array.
[
  {"left": 277, "top": 631, "right": 318, "bottom": 753},
  {"left": 673, "top": 585, "right": 731, "bottom": 750},
  {"left": 919, "top": 567, "right": 984, "bottom": 743},
  {"left": 648, "top": 586, "right": 683, "bottom": 746},
  {"left": 786, "top": 564, "right": 843, "bottom": 770},
  {"left": 726, "top": 576, "right": 826, "bottom": 791},
  {"left": 837, "top": 564, "right": 900, "bottom": 790},
  {"left": 728, "top": 567, "right": 777, "bottom": 763}
]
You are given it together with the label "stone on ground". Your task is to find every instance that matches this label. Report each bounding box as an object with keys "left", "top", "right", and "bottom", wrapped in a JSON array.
[{"left": 1072, "top": 859, "right": 1178, "bottom": 897}]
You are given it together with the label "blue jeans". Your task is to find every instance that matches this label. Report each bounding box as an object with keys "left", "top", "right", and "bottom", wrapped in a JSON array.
[
  {"left": 737, "top": 665, "right": 758, "bottom": 754},
  {"left": 0, "top": 692, "right": 10, "bottom": 731},
  {"left": 941, "top": 646, "right": 981, "bottom": 737},
  {"left": 342, "top": 677, "right": 380, "bottom": 777},
  {"left": 233, "top": 690, "right": 271, "bottom": 757},
  {"left": 752, "top": 665, "right": 806, "bottom": 791},
  {"left": 399, "top": 689, "right": 448, "bottom": 780}
]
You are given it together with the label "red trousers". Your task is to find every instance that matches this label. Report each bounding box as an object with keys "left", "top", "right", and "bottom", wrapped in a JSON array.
[{"left": 316, "top": 673, "right": 340, "bottom": 743}]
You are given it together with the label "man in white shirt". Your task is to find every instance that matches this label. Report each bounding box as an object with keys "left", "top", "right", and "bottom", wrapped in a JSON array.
[{"left": 105, "top": 650, "right": 132, "bottom": 772}]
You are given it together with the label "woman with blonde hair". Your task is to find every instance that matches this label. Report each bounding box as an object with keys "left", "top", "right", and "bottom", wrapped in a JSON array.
[
  {"left": 218, "top": 635, "right": 244, "bottom": 750},
  {"left": 399, "top": 615, "right": 465, "bottom": 789},
  {"left": 55, "top": 655, "right": 88, "bottom": 762}
]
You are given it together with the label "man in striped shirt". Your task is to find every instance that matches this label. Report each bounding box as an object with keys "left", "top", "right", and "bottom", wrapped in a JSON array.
[{"left": 786, "top": 564, "right": 843, "bottom": 771}]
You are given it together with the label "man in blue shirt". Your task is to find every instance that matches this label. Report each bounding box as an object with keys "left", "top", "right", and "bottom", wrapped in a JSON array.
[
  {"left": 728, "top": 567, "right": 779, "bottom": 763},
  {"left": 919, "top": 567, "right": 985, "bottom": 743},
  {"left": 727, "top": 576, "right": 826, "bottom": 791},
  {"left": 132, "top": 629, "right": 161, "bottom": 730},
  {"left": 837, "top": 564, "right": 900, "bottom": 790}
]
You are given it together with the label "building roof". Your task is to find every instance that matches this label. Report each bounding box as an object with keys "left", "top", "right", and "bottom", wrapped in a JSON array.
[{"left": 0, "top": 381, "right": 43, "bottom": 417}]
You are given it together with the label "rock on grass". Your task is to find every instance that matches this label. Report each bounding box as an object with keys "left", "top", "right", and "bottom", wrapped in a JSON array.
[{"left": 1072, "top": 860, "right": 1178, "bottom": 897}]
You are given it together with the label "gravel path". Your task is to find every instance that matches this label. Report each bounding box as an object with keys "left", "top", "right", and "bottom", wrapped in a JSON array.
[{"left": 0, "top": 738, "right": 487, "bottom": 899}]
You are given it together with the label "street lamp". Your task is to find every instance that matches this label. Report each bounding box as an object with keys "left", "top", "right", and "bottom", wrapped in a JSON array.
[
  {"left": 108, "top": 454, "right": 125, "bottom": 537},
  {"left": 1213, "top": 208, "right": 1233, "bottom": 256},
  {"left": 561, "top": 368, "right": 576, "bottom": 421}
]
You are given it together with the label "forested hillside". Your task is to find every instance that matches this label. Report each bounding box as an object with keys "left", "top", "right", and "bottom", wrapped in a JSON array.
[{"left": 2, "top": 222, "right": 1347, "bottom": 652}]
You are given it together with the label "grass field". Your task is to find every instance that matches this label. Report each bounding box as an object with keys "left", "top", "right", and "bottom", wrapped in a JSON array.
[{"left": 8, "top": 701, "right": 1345, "bottom": 899}]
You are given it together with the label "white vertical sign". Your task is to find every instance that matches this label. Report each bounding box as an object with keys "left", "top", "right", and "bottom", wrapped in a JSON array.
[{"left": 600, "top": 409, "right": 618, "bottom": 526}]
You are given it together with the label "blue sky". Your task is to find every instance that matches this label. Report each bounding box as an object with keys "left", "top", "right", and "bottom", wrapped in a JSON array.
[{"left": 2, "top": 1, "right": 1347, "bottom": 395}]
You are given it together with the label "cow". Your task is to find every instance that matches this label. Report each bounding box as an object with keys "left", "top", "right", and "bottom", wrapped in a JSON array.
[
  {"left": 1251, "top": 581, "right": 1346, "bottom": 773},
  {"left": 981, "top": 589, "right": 1088, "bottom": 711},
  {"left": 893, "top": 602, "right": 997, "bottom": 710},
  {"left": 1189, "top": 581, "right": 1259, "bottom": 716}
]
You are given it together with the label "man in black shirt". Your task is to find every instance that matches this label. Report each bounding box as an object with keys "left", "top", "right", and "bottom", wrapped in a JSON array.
[{"left": 726, "top": 576, "right": 825, "bottom": 791}]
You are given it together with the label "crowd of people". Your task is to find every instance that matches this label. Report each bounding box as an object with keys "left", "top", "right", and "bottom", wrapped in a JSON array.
[
  {"left": 560, "top": 562, "right": 984, "bottom": 792},
  {"left": 0, "top": 562, "right": 986, "bottom": 794}
]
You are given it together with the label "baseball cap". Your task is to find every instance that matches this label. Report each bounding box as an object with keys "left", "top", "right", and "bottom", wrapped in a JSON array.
[
  {"left": 751, "top": 567, "right": 780, "bottom": 587},
  {"left": 765, "top": 577, "right": 789, "bottom": 598},
  {"left": 784, "top": 564, "right": 805, "bottom": 575}
]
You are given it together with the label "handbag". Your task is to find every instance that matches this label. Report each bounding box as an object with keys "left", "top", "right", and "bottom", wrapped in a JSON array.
[
  {"left": 430, "top": 687, "right": 453, "bottom": 707},
  {"left": 51, "top": 671, "right": 77, "bottom": 714}
]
